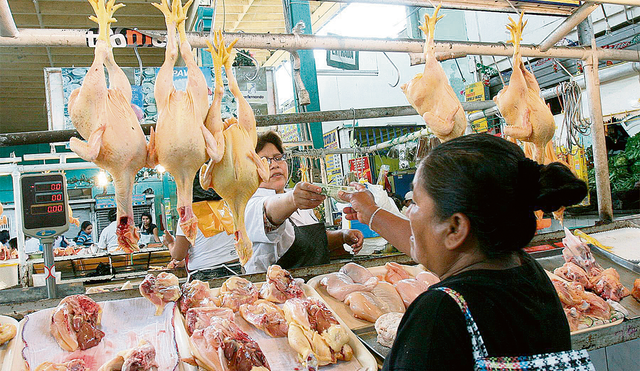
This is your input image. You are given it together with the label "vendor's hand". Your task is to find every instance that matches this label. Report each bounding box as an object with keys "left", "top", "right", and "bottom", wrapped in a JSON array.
[
  {"left": 162, "top": 231, "right": 175, "bottom": 248},
  {"left": 342, "top": 229, "right": 364, "bottom": 254},
  {"left": 339, "top": 183, "right": 378, "bottom": 225},
  {"left": 291, "top": 182, "right": 326, "bottom": 210}
]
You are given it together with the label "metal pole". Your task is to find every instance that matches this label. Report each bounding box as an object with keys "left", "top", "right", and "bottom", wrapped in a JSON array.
[
  {"left": 539, "top": 3, "right": 599, "bottom": 52},
  {"left": 0, "top": 0, "right": 18, "bottom": 37},
  {"left": 41, "top": 239, "right": 56, "bottom": 298},
  {"left": 11, "top": 170, "right": 28, "bottom": 286},
  {"left": 579, "top": 19, "right": 613, "bottom": 222}
]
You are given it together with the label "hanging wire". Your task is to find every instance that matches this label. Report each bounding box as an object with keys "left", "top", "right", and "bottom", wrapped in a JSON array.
[
  {"left": 382, "top": 52, "right": 400, "bottom": 87},
  {"left": 132, "top": 28, "right": 143, "bottom": 85},
  {"left": 503, "top": 0, "right": 520, "bottom": 15},
  {"left": 555, "top": 81, "right": 590, "bottom": 155},
  {"left": 454, "top": 58, "right": 466, "bottom": 83},
  {"left": 491, "top": 55, "right": 506, "bottom": 87}
]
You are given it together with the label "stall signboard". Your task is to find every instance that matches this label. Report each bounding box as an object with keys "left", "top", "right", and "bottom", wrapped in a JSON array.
[
  {"left": 323, "top": 129, "right": 343, "bottom": 185},
  {"left": 46, "top": 66, "right": 273, "bottom": 131},
  {"left": 326, "top": 50, "right": 359, "bottom": 71},
  {"left": 465, "top": 81, "right": 489, "bottom": 133},
  {"left": 349, "top": 156, "right": 372, "bottom": 183},
  {"left": 85, "top": 28, "right": 166, "bottom": 48}
]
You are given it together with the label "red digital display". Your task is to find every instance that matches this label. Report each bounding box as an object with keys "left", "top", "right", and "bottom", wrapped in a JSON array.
[
  {"left": 31, "top": 204, "right": 64, "bottom": 215},
  {"left": 35, "top": 192, "right": 63, "bottom": 204},
  {"left": 34, "top": 181, "right": 62, "bottom": 192}
]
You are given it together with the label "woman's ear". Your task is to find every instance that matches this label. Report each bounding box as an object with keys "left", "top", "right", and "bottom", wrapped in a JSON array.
[{"left": 443, "top": 213, "right": 471, "bottom": 251}]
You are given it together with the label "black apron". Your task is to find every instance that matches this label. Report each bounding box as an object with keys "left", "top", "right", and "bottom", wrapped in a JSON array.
[{"left": 276, "top": 221, "right": 329, "bottom": 269}]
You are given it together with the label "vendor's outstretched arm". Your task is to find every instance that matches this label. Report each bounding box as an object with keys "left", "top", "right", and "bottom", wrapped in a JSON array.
[
  {"left": 263, "top": 182, "right": 326, "bottom": 226},
  {"left": 339, "top": 187, "right": 412, "bottom": 256}
]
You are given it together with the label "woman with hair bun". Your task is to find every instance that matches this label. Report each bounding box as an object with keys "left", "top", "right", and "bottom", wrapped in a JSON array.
[{"left": 340, "top": 134, "right": 592, "bottom": 371}]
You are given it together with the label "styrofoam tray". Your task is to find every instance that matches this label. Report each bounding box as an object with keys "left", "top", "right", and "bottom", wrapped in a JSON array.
[
  {"left": 175, "top": 283, "right": 378, "bottom": 371},
  {"left": 590, "top": 227, "right": 640, "bottom": 263}
]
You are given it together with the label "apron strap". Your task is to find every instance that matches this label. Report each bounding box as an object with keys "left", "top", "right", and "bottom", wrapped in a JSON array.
[{"left": 433, "top": 287, "right": 489, "bottom": 360}]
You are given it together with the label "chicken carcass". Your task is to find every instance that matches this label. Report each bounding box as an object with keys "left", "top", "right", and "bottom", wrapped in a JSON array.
[
  {"left": 554, "top": 262, "right": 592, "bottom": 290},
  {"left": 148, "top": 0, "right": 221, "bottom": 245},
  {"left": 68, "top": 0, "right": 147, "bottom": 252},
  {"left": 50, "top": 295, "right": 104, "bottom": 351},
  {"left": 400, "top": 5, "right": 466, "bottom": 142},
  {"left": 178, "top": 280, "right": 218, "bottom": 314},
  {"left": 283, "top": 298, "right": 353, "bottom": 369},
  {"left": 219, "top": 276, "right": 259, "bottom": 311},
  {"left": 35, "top": 360, "right": 88, "bottom": 371},
  {"left": 590, "top": 268, "right": 630, "bottom": 302},
  {"left": 185, "top": 306, "right": 234, "bottom": 335},
  {"left": 199, "top": 31, "right": 270, "bottom": 266},
  {"left": 259, "top": 265, "right": 305, "bottom": 303},
  {"left": 240, "top": 299, "right": 289, "bottom": 338},
  {"left": 189, "top": 317, "right": 270, "bottom": 371},
  {"left": 320, "top": 272, "right": 378, "bottom": 302},
  {"left": 493, "top": 13, "right": 555, "bottom": 164},
  {"left": 139, "top": 272, "right": 181, "bottom": 315},
  {"left": 97, "top": 340, "right": 159, "bottom": 371},
  {"left": 394, "top": 279, "right": 430, "bottom": 308}
]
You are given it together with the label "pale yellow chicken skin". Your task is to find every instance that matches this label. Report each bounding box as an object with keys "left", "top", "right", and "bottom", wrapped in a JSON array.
[
  {"left": 148, "top": 0, "right": 221, "bottom": 245},
  {"left": 401, "top": 5, "right": 466, "bottom": 142},
  {"left": 199, "top": 32, "right": 269, "bottom": 266},
  {"left": 494, "top": 12, "right": 555, "bottom": 164},
  {"left": 68, "top": 0, "right": 147, "bottom": 253}
]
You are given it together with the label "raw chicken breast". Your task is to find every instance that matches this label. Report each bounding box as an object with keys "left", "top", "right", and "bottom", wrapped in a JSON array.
[
  {"left": 344, "top": 292, "right": 386, "bottom": 322},
  {"left": 185, "top": 307, "right": 234, "bottom": 335},
  {"left": 239, "top": 299, "right": 289, "bottom": 337},
  {"left": 339, "top": 262, "right": 374, "bottom": 284},
  {"left": 320, "top": 272, "right": 377, "bottom": 302},
  {"left": 219, "top": 276, "right": 259, "bottom": 311},
  {"left": 372, "top": 282, "right": 405, "bottom": 313},
  {"left": 394, "top": 279, "right": 430, "bottom": 308},
  {"left": 415, "top": 271, "right": 440, "bottom": 286},
  {"left": 384, "top": 262, "right": 412, "bottom": 284}
]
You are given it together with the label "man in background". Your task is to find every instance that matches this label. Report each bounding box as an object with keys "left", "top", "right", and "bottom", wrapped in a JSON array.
[{"left": 98, "top": 209, "right": 118, "bottom": 253}]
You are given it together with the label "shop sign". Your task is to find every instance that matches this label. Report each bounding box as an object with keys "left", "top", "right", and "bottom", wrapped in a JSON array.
[
  {"left": 95, "top": 195, "right": 116, "bottom": 209},
  {"left": 465, "top": 81, "right": 489, "bottom": 133},
  {"left": 85, "top": 28, "right": 166, "bottom": 48},
  {"left": 349, "top": 156, "right": 372, "bottom": 183},
  {"left": 323, "top": 129, "right": 343, "bottom": 185},
  {"left": 326, "top": 50, "right": 359, "bottom": 71}
]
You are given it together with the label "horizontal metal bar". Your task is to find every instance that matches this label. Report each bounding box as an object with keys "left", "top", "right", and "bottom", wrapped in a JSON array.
[
  {"left": 2, "top": 29, "right": 640, "bottom": 62},
  {"left": 0, "top": 101, "right": 496, "bottom": 147},
  {"left": 539, "top": 3, "right": 600, "bottom": 52}
]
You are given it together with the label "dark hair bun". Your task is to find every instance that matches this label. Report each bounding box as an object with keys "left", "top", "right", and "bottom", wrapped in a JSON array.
[{"left": 535, "top": 162, "right": 588, "bottom": 212}]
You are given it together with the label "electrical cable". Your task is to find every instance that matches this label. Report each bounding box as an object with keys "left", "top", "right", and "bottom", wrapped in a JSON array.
[{"left": 555, "top": 81, "right": 590, "bottom": 155}]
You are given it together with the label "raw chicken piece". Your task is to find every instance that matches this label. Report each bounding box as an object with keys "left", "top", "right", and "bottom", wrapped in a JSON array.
[
  {"left": 148, "top": 0, "right": 221, "bottom": 245},
  {"left": 415, "top": 271, "right": 440, "bottom": 286},
  {"left": 394, "top": 279, "right": 430, "bottom": 308},
  {"left": 320, "top": 272, "right": 377, "bottom": 302},
  {"left": 344, "top": 292, "right": 387, "bottom": 322},
  {"left": 0, "top": 322, "right": 16, "bottom": 345},
  {"left": 0, "top": 201, "right": 7, "bottom": 226},
  {"left": 35, "top": 360, "right": 88, "bottom": 371},
  {"left": 50, "top": 295, "right": 104, "bottom": 351},
  {"left": 549, "top": 274, "right": 611, "bottom": 324},
  {"left": 563, "top": 308, "right": 582, "bottom": 332},
  {"left": 339, "top": 262, "right": 374, "bottom": 284},
  {"left": 239, "top": 299, "right": 289, "bottom": 337},
  {"left": 581, "top": 290, "right": 611, "bottom": 319},
  {"left": 384, "top": 262, "right": 412, "bottom": 284},
  {"left": 97, "top": 340, "right": 158, "bottom": 371},
  {"left": 185, "top": 307, "right": 234, "bottom": 335},
  {"left": 178, "top": 280, "right": 218, "bottom": 314},
  {"left": 189, "top": 317, "right": 270, "bottom": 371},
  {"left": 139, "top": 272, "right": 181, "bottom": 315},
  {"left": 554, "top": 262, "right": 592, "bottom": 290},
  {"left": 632, "top": 279, "right": 640, "bottom": 302},
  {"left": 68, "top": 205, "right": 80, "bottom": 227},
  {"left": 372, "top": 282, "right": 405, "bottom": 313},
  {"left": 219, "top": 276, "right": 259, "bottom": 311},
  {"left": 562, "top": 228, "right": 603, "bottom": 277},
  {"left": 68, "top": 0, "right": 147, "bottom": 252},
  {"left": 590, "top": 268, "right": 630, "bottom": 302},
  {"left": 283, "top": 298, "right": 353, "bottom": 369},
  {"left": 259, "top": 264, "right": 304, "bottom": 303},
  {"left": 401, "top": 5, "right": 466, "bottom": 142},
  {"left": 199, "top": 31, "right": 270, "bottom": 265},
  {"left": 375, "top": 312, "right": 404, "bottom": 348},
  {"left": 493, "top": 13, "right": 555, "bottom": 164}
]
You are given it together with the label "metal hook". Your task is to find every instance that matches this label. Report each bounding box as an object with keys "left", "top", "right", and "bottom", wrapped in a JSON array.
[
  {"left": 235, "top": 50, "right": 260, "bottom": 81},
  {"left": 133, "top": 28, "right": 143, "bottom": 86},
  {"left": 382, "top": 52, "right": 400, "bottom": 88}
]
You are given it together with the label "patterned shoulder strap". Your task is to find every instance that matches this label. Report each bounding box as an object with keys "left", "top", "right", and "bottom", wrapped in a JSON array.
[{"left": 433, "top": 287, "right": 489, "bottom": 361}]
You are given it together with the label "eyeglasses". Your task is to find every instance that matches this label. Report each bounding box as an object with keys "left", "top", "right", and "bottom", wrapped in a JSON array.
[{"left": 261, "top": 153, "right": 288, "bottom": 165}]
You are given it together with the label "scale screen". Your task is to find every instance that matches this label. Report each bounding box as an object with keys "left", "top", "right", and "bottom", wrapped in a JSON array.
[{"left": 21, "top": 173, "right": 69, "bottom": 237}]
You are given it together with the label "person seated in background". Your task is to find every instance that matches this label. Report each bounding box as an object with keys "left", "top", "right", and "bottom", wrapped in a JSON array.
[
  {"left": 75, "top": 221, "right": 94, "bottom": 246},
  {"left": 53, "top": 235, "right": 74, "bottom": 249},
  {"left": 139, "top": 211, "right": 160, "bottom": 246},
  {"left": 98, "top": 209, "right": 119, "bottom": 253}
]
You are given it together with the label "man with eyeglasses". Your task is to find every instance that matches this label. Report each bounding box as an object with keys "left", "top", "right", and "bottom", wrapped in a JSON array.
[{"left": 243, "top": 131, "right": 364, "bottom": 274}]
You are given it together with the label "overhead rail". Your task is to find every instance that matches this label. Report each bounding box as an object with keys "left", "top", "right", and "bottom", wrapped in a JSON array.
[{"left": 539, "top": 3, "right": 600, "bottom": 52}]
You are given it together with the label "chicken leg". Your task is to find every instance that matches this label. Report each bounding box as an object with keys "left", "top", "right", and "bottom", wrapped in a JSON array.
[
  {"left": 68, "top": 0, "right": 147, "bottom": 253},
  {"left": 150, "top": 0, "right": 220, "bottom": 245},
  {"left": 400, "top": 5, "right": 466, "bottom": 142},
  {"left": 494, "top": 13, "right": 555, "bottom": 164},
  {"left": 200, "top": 32, "right": 269, "bottom": 265}
]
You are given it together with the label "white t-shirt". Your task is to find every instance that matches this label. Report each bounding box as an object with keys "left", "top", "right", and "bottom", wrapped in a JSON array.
[
  {"left": 98, "top": 221, "right": 119, "bottom": 253},
  {"left": 243, "top": 187, "right": 319, "bottom": 274},
  {"left": 176, "top": 225, "right": 238, "bottom": 272}
]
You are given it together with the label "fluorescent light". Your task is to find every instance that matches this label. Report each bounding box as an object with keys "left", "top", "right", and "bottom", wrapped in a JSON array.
[
  {"left": 97, "top": 171, "right": 109, "bottom": 187},
  {"left": 155, "top": 165, "right": 165, "bottom": 174}
]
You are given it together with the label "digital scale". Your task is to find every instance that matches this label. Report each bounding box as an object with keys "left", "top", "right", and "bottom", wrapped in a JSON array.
[{"left": 20, "top": 173, "right": 70, "bottom": 298}]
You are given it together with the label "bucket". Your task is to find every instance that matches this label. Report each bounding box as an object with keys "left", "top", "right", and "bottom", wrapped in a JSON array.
[{"left": 0, "top": 262, "right": 18, "bottom": 288}]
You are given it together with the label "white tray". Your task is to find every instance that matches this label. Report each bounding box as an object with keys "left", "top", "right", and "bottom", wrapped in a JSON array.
[{"left": 590, "top": 227, "right": 640, "bottom": 263}]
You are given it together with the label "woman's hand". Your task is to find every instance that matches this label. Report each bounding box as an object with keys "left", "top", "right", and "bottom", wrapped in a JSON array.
[
  {"left": 291, "top": 182, "right": 326, "bottom": 210},
  {"left": 162, "top": 231, "right": 175, "bottom": 249},
  {"left": 342, "top": 229, "right": 364, "bottom": 254},
  {"left": 339, "top": 183, "right": 379, "bottom": 225}
]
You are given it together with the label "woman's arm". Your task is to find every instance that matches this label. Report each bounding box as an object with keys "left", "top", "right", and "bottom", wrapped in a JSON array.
[
  {"left": 162, "top": 232, "right": 190, "bottom": 261},
  {"left": 152, "top": 227, "right": 160, "bottom": 242},
  {"left": 263, "top": 182, "right": 325, "bottom": 226}
]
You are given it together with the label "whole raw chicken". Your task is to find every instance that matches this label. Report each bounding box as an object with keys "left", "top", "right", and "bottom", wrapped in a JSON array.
[
  {"left": 68, "top": 0, "right": 147, "bottom": 252},
  {"left": 139, "top": 272, "right": 181, "bottom": 315},
  {"left": 493, "top": 12, "right": 555, "bottom": 164},
  {"left": 199, "top": 31, "right": 270, "bottom": 265},
  {"left": 401, "top": 5, "right": 466, "bottom": 142},
  {"left": 148, "top": 0, "right": 221, "bottom": 245}
]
